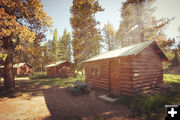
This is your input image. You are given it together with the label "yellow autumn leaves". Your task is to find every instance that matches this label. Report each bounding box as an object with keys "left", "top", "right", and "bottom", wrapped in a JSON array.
[{"left": 0, "top": 0, "right": 52, "bottom": 53}]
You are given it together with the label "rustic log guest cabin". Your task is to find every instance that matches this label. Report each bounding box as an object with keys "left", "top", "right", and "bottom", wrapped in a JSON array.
[
  {"left": 84, "top": 40, "right": 168, "bottom": 96},
  {"left": 45, "top": 61, "right": 75, "bottom": 78},
  {"left": 0, "top": 63, "right": 33, "bottom": 76}
]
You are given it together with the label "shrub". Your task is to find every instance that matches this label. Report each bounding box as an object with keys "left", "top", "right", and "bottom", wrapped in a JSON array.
[{"left": 115, "top": 84, "right": 179, "bottom": 120}]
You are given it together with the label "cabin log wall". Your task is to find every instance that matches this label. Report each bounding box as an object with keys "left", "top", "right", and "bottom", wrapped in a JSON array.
[
  {"left": 46, "top": 62, "right": 75, "bottom": 78},
  {"left": 85, "top": 60, "right": 110, "bottom": 90},
  {"left": 132, "top": 46, "right": 163, "bottom": 93},
  {"left": 118, "top": 57, "right": 133, "bottom": 96}
]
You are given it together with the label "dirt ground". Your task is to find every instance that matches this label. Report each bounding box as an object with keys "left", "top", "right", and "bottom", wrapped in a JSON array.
[{"left": 0, "top": 88, "right": 136, "bottom": 120}]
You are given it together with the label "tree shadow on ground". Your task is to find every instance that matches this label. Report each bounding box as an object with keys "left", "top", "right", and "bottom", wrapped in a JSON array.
[{"left": 42, "top": 88, "right": 132, "bottom": 120}]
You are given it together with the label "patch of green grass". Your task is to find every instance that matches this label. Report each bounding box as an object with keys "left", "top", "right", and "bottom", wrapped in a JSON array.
[
  {"left": 0, "top": 73, "right": 85, "bottom": 98},
  {"left": 29, "top": 72, "right": 47, "bottom": 79},
  {"left": 16, "top": 75, "right": 85, "bottom": 88},
  {"left": 164, "top": 74, "right": 180, "bottom": 83},
  {"left": 113, "top": 74, "right": 180, "bottom": 120}
]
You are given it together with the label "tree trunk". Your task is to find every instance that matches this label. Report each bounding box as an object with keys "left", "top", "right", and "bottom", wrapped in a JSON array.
[{"left": 3, "top": 43, "right": 15, "bottom": 90}]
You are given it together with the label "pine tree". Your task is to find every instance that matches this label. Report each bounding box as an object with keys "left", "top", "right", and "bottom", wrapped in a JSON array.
[
  {"left": 116, "top": 0, "right": 172, "bottom": 47},
  {"left": 102, "top": 22, "right": 115, "bottom": 51},
  {"left": 58, "top": 29, "right": 71, "bottom": 61},
  {"left": 51, "top": 28, "right": 59, "bottom": 62},
  {"left": 70, "top": 0, "right": 104, "bottom": 71},
  {"left": 0, "top": 0, "right": 52, "bottom": 89}
]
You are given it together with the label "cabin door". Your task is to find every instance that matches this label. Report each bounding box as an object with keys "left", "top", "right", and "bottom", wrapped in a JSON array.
[{"left": 109, "top": 59, "right": 121, "bottom": 94}]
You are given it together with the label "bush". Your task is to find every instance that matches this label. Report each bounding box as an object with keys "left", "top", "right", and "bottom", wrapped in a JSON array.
[{"left": 115, "top": 84, "right": 179, "bottom": 120}]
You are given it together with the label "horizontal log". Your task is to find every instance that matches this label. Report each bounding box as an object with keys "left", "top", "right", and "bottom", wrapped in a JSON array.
[
  {"left": 133, "top": 81, "right": 163, "bottom": 91},
  {"left": 85, "top": 74, "right": 109, "bottom": 77},
  {"left": 119, "top": 67, "right": 132, "bottom": 70},
  {"left": 133, "top": 82, "right": 155, "bottom": 89},
  {"left": 133, "top": 78, "right": 163, "bottom": 84},
  {"left": 132, "top": 71, "right": 162, "bottom": 75},
  {"left": 132, "top": 72, "right": 162, "bottom": 77},
  {"left": 132, "top": 61, "right": 162, "bottom": 65},
  {"left": 133, "top": 61, "right": 161, "bottom": 65},
  {"left": 88, "top": 82, "right": 109, "bottom": 90},
  {"left": 132, "top": 69, "right": 162, "bottom": 73},
  {"left": 119, "top": 71, "right": 132, "bottom": 74},
  {"left": 132, "top": 76, "right": 163, "bottom": 81},
  {"left": 132, "top": 62, "right": 162, "bottom": 65},
  {"left": 132, "top": 66, "right": 162, "bottom": 70},
  {"left": 101, "top": 70, "right": 109, "bottom": 72},
  {"left": 118, "top": 76, "right": 132, "bottom": 79},
  {"left": 119, "top": 63, "right": 131, "bottom": 66},
  {"left": 120, "top": 84, "right": 133, "bottom": 88},
  {"left": 134, "top": 86, "right": 154, "bottom": 92},
  {"left": 121, "top": 89, "right": 134, "bottom": 94},
  {"left": 136, "top": 53, "right": 161, "bottom": 58},
  {"left": 121, "top": 91, "right": 134, "bottom": 96},
  {"left": 133, "top": 74, "right": 163, "bottom": 78},
  {"left": 87, "top": 77, "right": 109, "bottom": 82},
  {"left": 88, "top": 79, "right": 109, "bottom": 84},
  {"left": 118, "top": 74, "right": 132, "bottom": 78},
  {"left": 119, "top": 79, "right": 132, "bottom": 83}
]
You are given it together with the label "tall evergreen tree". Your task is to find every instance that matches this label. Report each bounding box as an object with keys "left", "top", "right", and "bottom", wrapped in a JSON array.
[
  {"left": 102, "top": 22, "right": 115, "bottom": 51},
  {"left": 116, "top": 0, "right": 172, "bottom": 47},
  {"left": 52, "top": 28, "right": 59, "bottom": 62},
  {"left": 58, "top": 29, "right": 71, "bottom": 61},
  {"left": 70, "top": 0, "right": 104, "bottom": 71}
]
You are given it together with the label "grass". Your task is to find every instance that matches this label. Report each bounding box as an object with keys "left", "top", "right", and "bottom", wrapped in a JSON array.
[
  {"left": 0, "top": 72, "right": 85, "bottom": 98},
  {"left": 164, "top": 74, "right": 180, "bottom": 83}
]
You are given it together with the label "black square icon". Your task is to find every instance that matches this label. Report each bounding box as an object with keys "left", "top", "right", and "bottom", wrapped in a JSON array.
[{"left": 165, "top": 105, "right": 180, "bottom": 120}]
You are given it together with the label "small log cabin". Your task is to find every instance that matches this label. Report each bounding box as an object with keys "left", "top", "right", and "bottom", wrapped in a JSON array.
[
  {"left": 0, "top": 63, "right": 33, "bottom": 76},
  {"left": 45, "top": 61, "right": 75, "bottom": 78},
  {"left": 84, "top": 40, "right": 168, "bottom": 96}
]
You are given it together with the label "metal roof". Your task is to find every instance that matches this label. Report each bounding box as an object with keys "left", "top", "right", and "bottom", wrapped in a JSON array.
[
  {"left": 13, "top": 63, "right": 26, "bottom": 68},
  {"left": 85, "top": 40, "right": 155, "bottom": 62},
  {"left": 0, "top": 63, "right": 28, "bottom": 68},
  {"left": 45, "top": 61, "right": 67, "bottom": 68}
]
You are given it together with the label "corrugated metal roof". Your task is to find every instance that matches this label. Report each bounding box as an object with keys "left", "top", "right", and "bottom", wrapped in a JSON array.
[
  {"left": 13, "top": 63, "right": 26, "bottom": 68},
  {"left": 45, "top": 61, "right": 67, "bottom": 68},
  {"left": 85, "top": 40, "right": 154, "bottom": 62},
  {"left": 0, "top": 63, "right": 26, "bottom": 68}
]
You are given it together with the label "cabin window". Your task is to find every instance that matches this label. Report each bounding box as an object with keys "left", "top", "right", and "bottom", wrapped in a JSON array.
[
  {"left": 91, "top": 66, "right": 101, "bottom": 76},
  {"left": 48, "top": 69, "right": 51, "bottom": 73}
]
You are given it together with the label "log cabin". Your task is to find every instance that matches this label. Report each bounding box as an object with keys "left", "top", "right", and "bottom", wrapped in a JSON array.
[
  {"left": 45, "top": 61, "right": 75, "bottom": 78},
  {"left": 84, "top": 40, "right": 168, "bottom": 96},
  {"left": 0, "top": 63, "right": 33, "bottom": 76}
]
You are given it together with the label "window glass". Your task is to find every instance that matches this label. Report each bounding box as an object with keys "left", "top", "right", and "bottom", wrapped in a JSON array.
[{"left": 91, "top": 66, "right": 100, "bottom": 76}]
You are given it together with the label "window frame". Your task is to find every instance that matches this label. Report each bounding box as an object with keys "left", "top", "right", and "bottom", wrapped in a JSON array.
[{"left": 90, "top": 65, "right": 101, "bottom": 76}]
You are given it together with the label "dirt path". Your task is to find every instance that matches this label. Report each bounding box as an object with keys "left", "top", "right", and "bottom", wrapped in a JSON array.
[
  {"left": 0, "top": 88, "right": 137, "bottom": 120},
  {"left": 0, "top": 95, "right": 50, "bottom": 120}
]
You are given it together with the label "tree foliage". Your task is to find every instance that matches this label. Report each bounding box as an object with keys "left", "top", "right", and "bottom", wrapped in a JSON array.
[
  {"left": 70, "top": 0, "right": 104, "bottom": 71},
  {"left": 102, "top": 22, "right": 115, "bottom": 51},
  {"left": 41, "top": 28, "right": 72, "bottom": 67},
  {"left": 116, "top": 0, "right": 172, "bottom": 47},
  {"left": 51, "top": 28, "right": 59, "bottom": 62},
  {"left": 58, "top": 29, "right": 71, "bottom": 61},
  {"left": 0, "top": 0, "right": 52, "bottom": 89}
]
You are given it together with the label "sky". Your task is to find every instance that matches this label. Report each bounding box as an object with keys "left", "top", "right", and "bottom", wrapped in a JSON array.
[{"left": 42, "top": 0, "right": 180, "bottom": 41}]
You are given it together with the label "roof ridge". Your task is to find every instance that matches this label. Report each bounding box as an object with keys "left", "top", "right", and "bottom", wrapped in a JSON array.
[
  {"left": 84, "top": 40, "right": 154, "bottom": 62},
  {"left": 45, "top": 61, "right": 68, "bottom": 68}
]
